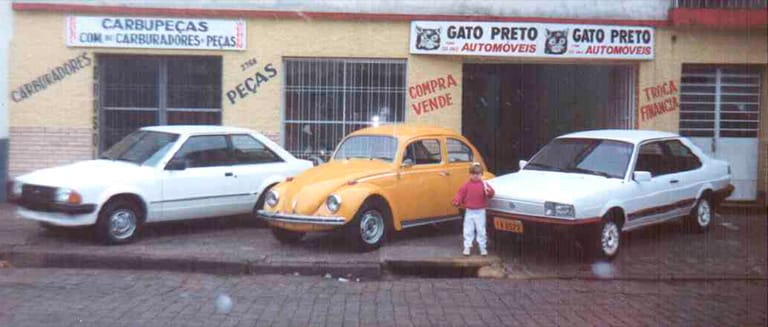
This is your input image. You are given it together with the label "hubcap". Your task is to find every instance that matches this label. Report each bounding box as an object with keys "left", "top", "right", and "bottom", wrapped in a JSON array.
[
  {"left": 110, "top": 209, "right": 137, "bottom": 240},
  {"left": 697, "top": 200, "right": 711, "bottom": 227},
  {"left": 601, "top": 221, "right": 620, "bottom": 256},
  {"left": 360, "top": 210, "right": 384, "bottom": 245}
]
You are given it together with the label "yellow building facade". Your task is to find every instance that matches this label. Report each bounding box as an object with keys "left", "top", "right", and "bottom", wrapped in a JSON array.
[{"left": 8, "top": 5, "right": 767, "bottom": 203}]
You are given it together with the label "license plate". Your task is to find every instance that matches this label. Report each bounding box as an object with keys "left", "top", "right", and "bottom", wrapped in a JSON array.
[{"left": 494, "top": 217, "right": 524, "bottom": 234}]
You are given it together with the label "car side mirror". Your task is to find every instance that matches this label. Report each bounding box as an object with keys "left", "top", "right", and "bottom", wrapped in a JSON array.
[
  {"left": 519, "top": 160, "right": 528, "bottom": 170},
  {"left": 401, "top": 158, "right": 414, "bottom": 168},
  {"left": 633, "top": 171, "right": 652, "bottom": 182},
  {"left": 166, "top": 158, "right": 188, "bottom": 171}
]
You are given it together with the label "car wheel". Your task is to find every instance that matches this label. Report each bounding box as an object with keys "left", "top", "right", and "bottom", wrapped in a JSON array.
[
  {"left": 252, "top": 184, "right": 276, "bottom": 228},
  {"left": 346, "top": 200, "right": 390, "bottom": 252},
  {"left": 271, "top": 227, "right": 305, "bottom": 244},
  {"left": 686, "top": 196, "right": 712, "bottom": 233},
  {"left": 590, "top": 217, "right": 621, "bottom": 261},
  {"left": 95, "top": 199, "right": 141, "bottom": 245}
]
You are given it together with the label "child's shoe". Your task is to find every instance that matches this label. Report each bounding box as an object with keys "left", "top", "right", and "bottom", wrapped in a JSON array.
[
  {"left": 462, "top": 248, "right": 471, "bottom": 256},
  {"left": 480, "top": 249, "right": 488, "bottom": 256}
]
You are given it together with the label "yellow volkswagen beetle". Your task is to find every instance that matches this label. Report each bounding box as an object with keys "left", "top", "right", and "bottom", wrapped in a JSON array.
[{"left": 257, "top": 125, "right": 493, "bottom": 251}]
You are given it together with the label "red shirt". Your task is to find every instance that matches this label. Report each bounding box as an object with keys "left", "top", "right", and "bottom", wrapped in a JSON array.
[{"left": 452, "top": 179, "right": 495, "bottom": 209}]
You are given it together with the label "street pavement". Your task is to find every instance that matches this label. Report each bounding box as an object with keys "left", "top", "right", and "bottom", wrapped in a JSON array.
[
  {"left": 0, "top": 204, "right": 765, "bottom": 280},
  {"left": 0, "top": 268, "right": 765, "bottom": 327}
]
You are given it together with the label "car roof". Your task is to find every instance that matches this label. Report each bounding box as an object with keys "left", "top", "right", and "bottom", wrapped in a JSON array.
[
  {"left": 348, "top": 124, "right": 460, "bottom": 140},
  {"left": 140, "top": 125, "right": 256, "bottom": 135},
  {"left": 558, "top": 129, "right": 679, "bottom": 144}
]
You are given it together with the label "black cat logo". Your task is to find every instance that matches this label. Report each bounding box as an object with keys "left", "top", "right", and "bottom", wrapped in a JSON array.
[
  {"left": 545, "top": 29, "right": 568, "bottom": 55},
  {"left": 415, "top": 26, "right": 441, "bottom": 51}
]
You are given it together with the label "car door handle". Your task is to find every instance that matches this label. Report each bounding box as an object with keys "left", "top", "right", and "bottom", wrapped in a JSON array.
[
  {"left": 670, "top": 179, "right": 679, "bottom": 184},
  {"left": 225, "top": 172, "right": 234, "bottom": 177},
  {"left": 439, "top": 171, "right": 450, "bottom": 177}
]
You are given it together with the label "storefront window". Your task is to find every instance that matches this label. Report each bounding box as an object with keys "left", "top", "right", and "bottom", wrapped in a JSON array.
[
  {"left": 283, "top": 58, "right": 406, "bottom": 161},
  {"left": 98, "top": 55, "right": 222, "bottom": 152},
  {"left": 680, "top": 65, "right": 761, "bottom": 138}
]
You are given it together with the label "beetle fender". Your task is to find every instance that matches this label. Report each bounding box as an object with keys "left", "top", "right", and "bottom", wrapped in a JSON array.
[{"left": 330, "top": 183, "right": 396, "bottom": 226}]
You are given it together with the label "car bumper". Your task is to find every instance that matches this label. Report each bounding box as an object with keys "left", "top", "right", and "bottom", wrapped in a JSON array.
[
  {"left": 16, "top": 206, "right": 99, "bottom": 226},
  {"left": 713, "top": 184, "right": 735, "bottom": 205},
  {"left": 257, "top": 210, "right": 347, "bottom": 226},
  {"left": 488, "top": 210, "right": 601, "bottom": 237}
]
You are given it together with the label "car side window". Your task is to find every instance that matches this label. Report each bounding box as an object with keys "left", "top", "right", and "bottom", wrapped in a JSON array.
[
  {"left": 403, "top": 139, "right": 442, "bottom": 165},
  {"left": 172, "top": 135, "right": 232, "bottom": 168},
  {"left": 231, "top": 135, "right": 283, "bottom": 164},
  {"left": 635, "top": 142, "right": 667, "bottom": 177},
  {"left": 447, "top": 138, "right": 473, "bottom": 163},
  {"left": 663, "top": 140, "right": 702, "bottom": 173}
]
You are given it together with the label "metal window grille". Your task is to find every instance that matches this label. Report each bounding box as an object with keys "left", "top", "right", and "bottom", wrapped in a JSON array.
[
  {"left": 680, "top": 65, "right": 762, "bottom": 137},
  {"left": 283, "top": 58, "right": 407, "bottom": 161},
  {"left": 98, "top": 55, "right": 222, "bottom": 152},
  {"left": 673, "top": 0, "right": 767, "bottom": 8}
]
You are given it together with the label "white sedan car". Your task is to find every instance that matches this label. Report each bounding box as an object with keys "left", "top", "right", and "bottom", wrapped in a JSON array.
[
  {"left": 487, "top": 130, "right": 733, "bottom": 260},
  {"left": 8, "top": 126, "right": 312, "bottom": 244}
]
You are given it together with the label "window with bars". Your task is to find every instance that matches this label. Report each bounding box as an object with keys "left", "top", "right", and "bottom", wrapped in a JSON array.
[
  {"left": 98, "top": 55, "right": 222, "bottom": 152},
  {"left": 283, "top": 58, "right": 407, "bottom": 161},
  {"left": 679, "top": 65, "right": 761, "bottom": 138}
]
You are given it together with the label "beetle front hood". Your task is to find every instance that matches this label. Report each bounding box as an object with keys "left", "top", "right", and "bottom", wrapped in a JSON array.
[
  {"left": 276, "top": 159, "right": 394, "bottom": 214},
  {"left": 15, "top": 160, "right": 152, "bottom": 188}
]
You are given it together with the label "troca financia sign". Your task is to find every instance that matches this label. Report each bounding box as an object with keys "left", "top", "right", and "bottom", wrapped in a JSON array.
[
  {"left": 410, "top": 21, "right": 654, "bottom": 60},
  {"left": 66, "top": 16, "right": 246, "bottom": 51}
]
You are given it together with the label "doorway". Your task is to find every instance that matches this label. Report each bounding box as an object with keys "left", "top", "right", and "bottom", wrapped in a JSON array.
[{"left": 462, "top": 64, "right": 636, "bottom": 175}]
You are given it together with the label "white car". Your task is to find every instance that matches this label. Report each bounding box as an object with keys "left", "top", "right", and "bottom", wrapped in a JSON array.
[
  {"left": 8, "top": 126, "right": 312, "bottom": 244},
  {"left": 487, "top": 130, "right": 733, "bottom": 260}
]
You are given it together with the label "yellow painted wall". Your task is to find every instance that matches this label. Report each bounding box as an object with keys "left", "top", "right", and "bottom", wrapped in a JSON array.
[
  {"left": 9, "top": 12, "right": 462, "bottom": 140},
  {"left": 638, "top": 27, "right": 768, "bottom": 200},
  {"left": 638, "top": 28, "right": 767, "bottom": 132},
  {"left": 8, "top": 11, "right": 767, "bottom": 199}
]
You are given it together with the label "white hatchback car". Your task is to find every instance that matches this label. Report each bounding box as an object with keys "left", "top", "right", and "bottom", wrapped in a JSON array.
[
  {"left": 487, "top": 130, "right": 733, "bottom": 260},
  {"left": 8, "top": 126, "right": 312, "bottom": 244}
]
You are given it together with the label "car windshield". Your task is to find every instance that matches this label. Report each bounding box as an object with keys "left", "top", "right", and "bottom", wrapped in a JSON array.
[
  {"left": 100, "top": 131, "right": 179, "bottom": 165},
  {"left": 333, "top": 135, "right": 398, "bottom": 162},
  {"left": 524, "top": 138, "right": 633, "bottom": 179}
]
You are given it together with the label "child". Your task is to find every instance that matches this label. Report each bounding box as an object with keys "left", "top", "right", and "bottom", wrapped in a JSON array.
[{"left": 452, "top": 163, "right": 495, "bottom": 256}]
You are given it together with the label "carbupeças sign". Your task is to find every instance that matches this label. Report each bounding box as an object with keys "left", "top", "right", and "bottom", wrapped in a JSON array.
[
  {"left": 410, "top": 21, "right": 654, "bottom": 60},
  {"left": 65, "top": 16, "right": 246, "bottom": 50}
]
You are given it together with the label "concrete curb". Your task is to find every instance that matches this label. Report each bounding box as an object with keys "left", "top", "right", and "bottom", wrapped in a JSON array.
[
  {"left": 0, "top": 250, "right": 382, "bottom": 279},
  {"left": 2, "top": 249, "right": 765, "bottom": 281}
]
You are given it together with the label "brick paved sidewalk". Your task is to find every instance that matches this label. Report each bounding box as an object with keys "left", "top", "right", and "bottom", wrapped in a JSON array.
[{"left": 0, "top": 268, "right": 765, "bottom": 327}]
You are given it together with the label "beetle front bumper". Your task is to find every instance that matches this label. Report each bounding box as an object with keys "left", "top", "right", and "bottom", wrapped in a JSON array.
[{"left": 257, "top": 210, "right": 347, "bottom": 226}]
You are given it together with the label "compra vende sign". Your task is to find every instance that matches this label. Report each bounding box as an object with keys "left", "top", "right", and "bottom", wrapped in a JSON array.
[
  {"left": 410, "top": 21, "right": 654, "bottom": 60},
  {"left": 65, "top": 16, "right": 246, "bottom": 51}
]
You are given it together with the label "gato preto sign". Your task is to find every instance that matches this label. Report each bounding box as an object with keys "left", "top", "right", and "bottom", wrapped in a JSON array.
[
  {"left": 66, "top": 16, "right": 246, "bottom": 50},
  {"left": 410, "top": 21, "right": 654, "bottom": 60}
]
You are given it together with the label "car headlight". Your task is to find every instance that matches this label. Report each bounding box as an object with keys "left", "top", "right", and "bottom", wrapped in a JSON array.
[
  {"left": 266, "top": 190, "right": 279, "bottom": 207},
  {"left": 54, "top": 188, "right": 82, "bottom": 204},
  {"left": 326, "top": 194, "right": 342, "bottom": 213},
  {"left": 10, "top": 181, "right": 23, "bottom": 198},
  {"left": 545, "top": 202, "right": 575, "bottom": 217}
]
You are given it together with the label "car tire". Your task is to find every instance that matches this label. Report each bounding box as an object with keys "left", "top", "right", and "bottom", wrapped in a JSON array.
[
  {"left": 271, "top": 228, "right": 305, "bottom": 244},
  {"left": 686, "top": 196, "right": 712, "bottom": 234},
  {"left": 252, "top": 184, "right": 276, "bottom": 228},
  {"left": 345, "top": 199, "right": 391, "bottom": 252},
  {"left": 589, "top": 215, "right": 621, "bottom": 261},
  {"left": 95, "top": 199, "right": 142, "bottom": 245}
]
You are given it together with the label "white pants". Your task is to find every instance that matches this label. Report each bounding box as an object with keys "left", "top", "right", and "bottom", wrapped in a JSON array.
[{"left": 463, "top": 209, "right": 487, "bottom": 250}]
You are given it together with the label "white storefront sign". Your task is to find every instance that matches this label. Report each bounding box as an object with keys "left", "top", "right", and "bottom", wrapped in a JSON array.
[
  {"left": 66, "top": 16, "right": 246, "bottom": 51},
  {"left": 410, "top": 21, "right": 654, "bottom": 60}
]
